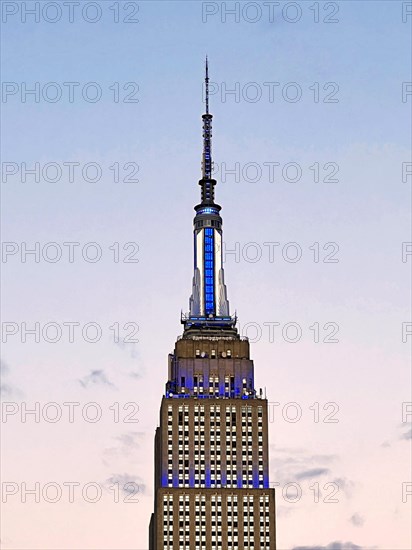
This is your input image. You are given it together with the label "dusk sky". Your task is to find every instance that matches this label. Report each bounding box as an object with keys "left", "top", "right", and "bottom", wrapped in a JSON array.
[{"left": 1, "top": 1, "right": 411, "bottom": 549}]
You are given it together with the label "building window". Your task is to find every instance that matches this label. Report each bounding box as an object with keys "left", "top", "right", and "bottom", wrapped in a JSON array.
[{"left": 162, "top": 494, "right": 174, "bottom": 548}]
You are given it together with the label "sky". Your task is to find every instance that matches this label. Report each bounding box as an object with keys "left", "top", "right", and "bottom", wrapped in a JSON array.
[{"left": 1, "top": 1, "right": 411, "bottom": 549}]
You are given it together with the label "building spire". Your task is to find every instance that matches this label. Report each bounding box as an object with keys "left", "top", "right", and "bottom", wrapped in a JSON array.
[
  {"left": 201, "top": 56, "right": 213, "bottom": 188},
  {"left": 205, "top": 56, "right": 209, "bottom": 114},
  {"left": 183, "top": 59, "right": 233, "bottom": 331}
]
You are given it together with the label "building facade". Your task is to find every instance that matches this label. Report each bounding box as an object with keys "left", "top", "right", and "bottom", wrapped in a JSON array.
[{"left": 149, "top": 61, "right": 276, "bottom": 550}]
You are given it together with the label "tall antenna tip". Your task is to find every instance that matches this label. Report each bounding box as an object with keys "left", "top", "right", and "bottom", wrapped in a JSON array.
[{"left": 204, "top": 56, "right": 210, "bottom": 114}]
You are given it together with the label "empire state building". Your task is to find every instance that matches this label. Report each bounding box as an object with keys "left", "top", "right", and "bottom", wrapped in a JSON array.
[{"left": 149, "top": 60, "right": 277, "bottom": 550}]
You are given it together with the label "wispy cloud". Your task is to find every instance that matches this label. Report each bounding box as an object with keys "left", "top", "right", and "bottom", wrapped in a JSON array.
[
  {"left": 114, "top": 340, "right": 145, "bottom": 379},
  {"left": 270, "top": 447, "right": 356, "bottom": 504},
  {"left": 380, "top": 422, "right": 412, "bottom": 447},
  {"left": 400, "top": 427, "right": 412, "bottom": 440},
  {"left": 103, "top": 431, "right": 145, "bottom": 465},
  {"left": 129, "top": 370, "right": 143, "bottom": 379},
  {"left": 115, "top": 431, "right": 144, "bottom": 449},
  {"left": 291, "top": 542, "right": 363, "bottom": 550},
  {"left": 78, "top": 369, "right": 116, "bottom": 389},
  {"left": 105, "top": 473, "right": 146, "bottom": 496},
  {"left": 114, "top": 340, "right": 140, "bottom": 360},
  {"left": 295, "top": 468, "right": 330, "bottom": 481},
  {"left": 276, "top": 506, "right": 294, "bottom": 518},
  {"left": 0, "top": 360, "right": 23, "bottom": 398},
  {"left": 333, "top": 477, "right": 356, "bottom": 499},
  {"left": 349, "top": 513, "right": 365, "bottom": 527},
  {"left": 270, "top": 446, "right": 338, "bottom": 485},
  {"left": 0, "top": 360, "right": 9, "bottom": 377},
  {"left": 0, "top": 382, "right": 13, "bottom": 397}
]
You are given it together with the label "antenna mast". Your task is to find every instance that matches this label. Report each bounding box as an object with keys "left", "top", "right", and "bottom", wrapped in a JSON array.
[
  {"left": 201, "top": 56, "right": 213, "bottom": 185},
  {"left": 205, "top": 56, "right": 209, "bottom": 114}
]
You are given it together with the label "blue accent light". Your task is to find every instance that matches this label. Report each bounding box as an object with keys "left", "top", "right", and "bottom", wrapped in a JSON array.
[
  {"left": 205, "top": 467, "right": 211, "bottom": 488},
  {"left": 204, "top": 228, "right": 215, "bottom": 315},
  {"left": 197, "top": 206, "right": 219, "bottom": 215}
]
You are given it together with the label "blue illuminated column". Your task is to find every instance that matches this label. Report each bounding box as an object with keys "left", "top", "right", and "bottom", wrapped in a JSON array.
[
  {"left": 189, "top": 207, "right": 230, "bottom": 319},
  {"left": 204, "top": 228, "right": 215, "bottom": 315}
]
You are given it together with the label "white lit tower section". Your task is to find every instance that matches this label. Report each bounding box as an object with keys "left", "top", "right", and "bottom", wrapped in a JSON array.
[{"left": 188, "top": 58, "right": 230, "bottom": 323}]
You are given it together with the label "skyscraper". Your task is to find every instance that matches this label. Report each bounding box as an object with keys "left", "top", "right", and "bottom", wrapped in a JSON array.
[{"left": 149, "top": 60, "right": 276, "bottom": 550}]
